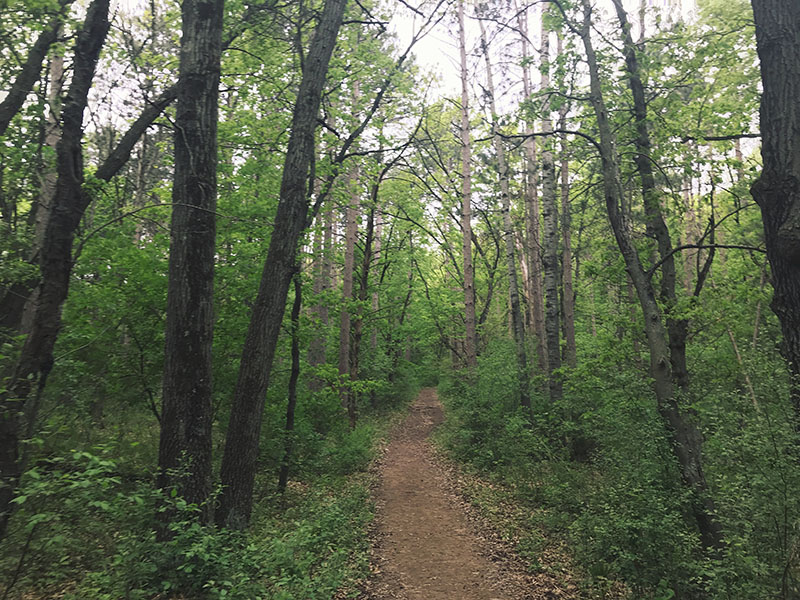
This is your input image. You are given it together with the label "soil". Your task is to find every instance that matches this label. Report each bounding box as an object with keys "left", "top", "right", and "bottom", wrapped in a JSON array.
[{"left": 360, "top": 387, "right": 566, "bottom": 600}]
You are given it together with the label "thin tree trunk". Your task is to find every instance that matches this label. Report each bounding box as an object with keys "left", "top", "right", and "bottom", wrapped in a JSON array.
[
  {"left": 371, "top": 211, "right": 382, "bottom": 353},
  {"left": 216, "top": 0, "right": 347, "bottom": 529},
  {"left": 339, "top": 163, "right": 359, "bottom": 429},
  {"left": 278, "top": 270, "right": 302, "bottom": 494},
  {"left": 540, "top": 13, "right": 562, "bottom": 402},
  {"left": 156, "top": 0, "right": 224, "bottom": 527},
  {"left": 478, "top": 18, "right": 530, "bottom": 412},
  {"left": 309, "top": 205, "right": 333, "bottom": 375},
  {"left": 579, "top": 0, "right": 723, "bottom": 552},
  {"left": 0, "top": 0, "right": 110, "bottom": 541},
  {"left": 752, "top": 259, "right": 767, "bottom": 349},
  {"left": 517, "top": 2, "right": 546, "bottom": 372},
  {"left": 458, "top": 0, "right": 477, "bottom": 369},
  {"left": 558, "top": 45, "right": 577, "bottom": 369}
]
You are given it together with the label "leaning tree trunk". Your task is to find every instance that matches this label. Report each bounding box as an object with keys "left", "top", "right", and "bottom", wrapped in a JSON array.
[
  {"left": 216, "top": 0, "right": 347, "bottom": 530},
  {"left": 0, "top": 0, "right": 72, "bottom": 138},
  {"left": 750, "top": 0, "right": 800, "bottom": 425},
  {"left": 579, "top": 0, "right": 723, "bottom": 552},
  {"left": 611, "top": 0, "right": 690, "bottom": 391},
  {"left": 478, "top": 18, "right": 531, "bottom": 412},
  {"left": 457, "top": 0, "right": 478, "bottom": 369},
  {"left": 156, "top": 0, "right": 224, "bottom": 527},
  {"left": 0, "top": 0, "right": 109, "bottom": 541}
]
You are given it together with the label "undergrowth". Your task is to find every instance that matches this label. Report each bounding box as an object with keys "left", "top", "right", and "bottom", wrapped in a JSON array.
[
  {"left": 435, "top": 338, "right": 800, "bottom": 600},
  {"left": 0, "top": 384, "right": 415, "bottom": 599}
]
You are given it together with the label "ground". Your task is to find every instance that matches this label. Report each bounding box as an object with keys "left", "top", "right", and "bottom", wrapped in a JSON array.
[{"left": 360, "top": 387, "right": 574, "bottom": 600}]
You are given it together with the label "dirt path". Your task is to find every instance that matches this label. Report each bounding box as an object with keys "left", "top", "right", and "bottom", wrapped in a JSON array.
[{"left": 362, "top": 388, "right": 545, "bottom": 600}]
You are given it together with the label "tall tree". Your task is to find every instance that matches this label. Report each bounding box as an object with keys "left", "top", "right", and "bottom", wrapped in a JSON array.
[
  {"left": 517, "top": 2, "right": 546, "bottom": 372},
  {"left": 557, "top": 36, "right": 577, "bottom": 369},
  {"left": 339, "top": 162, "right": 360, "bottom": 428},
  {"left": 478, "top": 17, "right": 531, "bottom": 412},
  {"left": 216, "top": 0, "right": 348, "bottom": 529},
  {"left": 540, "top": 10, "right": 563, "bottom": 401},
  {"left": 457, "top": 0, "right": 478, "bottom": 369},
  {"left": 0, "top": 0, "right": 110, "bottom": 540},
  {"left": 750, "top": 0, "right": 800, "bottom": 425},
  {"left": 576, "top": 0, "right": 723, "bottom": 551},
  {"left": 156, "top": 0, "right": 224, "bottom": 523}
]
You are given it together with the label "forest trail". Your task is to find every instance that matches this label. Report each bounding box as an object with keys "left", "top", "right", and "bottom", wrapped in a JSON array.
[{"left": 361, "top": 388, "right": 550, "bottom": 600}]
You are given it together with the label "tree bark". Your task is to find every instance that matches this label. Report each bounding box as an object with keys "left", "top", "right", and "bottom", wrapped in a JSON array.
[
  {"left": 611, "top": 0, "right": 690, "bottom": 391},
  {"left": 558, "top": 37, "right": 577, "bottom": 369},
  {"left": 156, "top": 0, "right": 224, "bottom": 527},
  {"left": 216, "top": 0, "right": 347, "bottom": 529},
  {"left": 517, "top": 2, "right": 547, "bottom": 372},
  {"left": 478, "top": 18, "right": 530, "bottom": 412},
  {"left": 0, "top": 0, "right": 109, "bottom": 540},
  {"left": 458, "top": 0, "right": 478, "bottom": 369},
  {"left": 750, "top": 0, "right": 800, "bottom": 425},
  {"left": 578, "top": 0, "right": 723, "bottom": 552},
  {"left": 540, "top": 14, "right": 562, "bottom": 402}
]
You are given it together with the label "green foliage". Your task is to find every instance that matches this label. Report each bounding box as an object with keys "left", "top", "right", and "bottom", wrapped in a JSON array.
[{"left": 0, "top": 442, "right": 375, "bottom": 599}]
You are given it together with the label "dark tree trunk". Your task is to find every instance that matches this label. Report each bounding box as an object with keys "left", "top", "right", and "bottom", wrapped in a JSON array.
[
  {"left": 156, "top": 0, "right": 224, "bottom": 526},
  {"left": 278, "top": 270, "right": 302, "bottom": 494},
  {"left": 750, "top": 0, "right": 800, "bottom": 424},
  {"left": 0, "top": 0, "right": 109, "bottom": 540},
  {"left": 216, "top": 0, "right": 347, "bottom": 529},
  {"left": 611, "top": 0, "right": 690, "bottom": 391},
  {"left": 579, "top": 0, "right": 723, "bottom": 552},
  {"left": 0, "top": 0, "right": 72, "bottom": 138}
]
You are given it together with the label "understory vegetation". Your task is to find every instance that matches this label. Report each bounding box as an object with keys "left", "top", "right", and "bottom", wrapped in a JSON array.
[
  {"left": 0, "top": 381, "right": 417, "bottom": 599},
  {"left": 437, "top": 331, "right": 799, "bottom": 599}
]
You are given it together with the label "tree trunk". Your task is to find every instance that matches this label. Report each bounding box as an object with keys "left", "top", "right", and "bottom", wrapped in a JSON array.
[
  {"left": 0, "top": 1, "right": 72, "bottom": 138},
  {"left": 516, "top": 2, "right": 546, "bottom": 372},
  {"left": 339, "top": 164, "right": 359, "bottom": 429},
  {"left": 750, "top": 0, "right": 800, "bottom": 425},
  {"left": 216, "top": 0, "right": 347, "bottom": 530},
  {"left": 458, "top": 0, "right": 477, "bottom": 369},
  {"left": 156, "top": 0, "right": 224, "bottom": 527},
  {"left": 558, "top": 37, "right": 577, "bottom": 369},
  {"left": 278, "top": 270, "right": 302, "bottom": 494},
  {"left": 308, "top": 206, "right": 328, "bottom": 369},
  {"left": 478, "top": 18, "right": 530, "bottom": 412},
  {"left": 579, "top": 0, "right": 723, "bottom": 552},
  {"left": 611, "top": 0, "right": 690, "bottom": 392},
  {"left": 0, "top": 0, "right": 109, "bottom": 541},
  {"left": 540, "top": 14, "right": 562, "bottom": 402}
]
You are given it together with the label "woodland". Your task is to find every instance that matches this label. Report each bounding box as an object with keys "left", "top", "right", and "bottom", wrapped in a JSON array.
[{"left": 0, "top": 0, "right": 799, "bottom": 598}]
